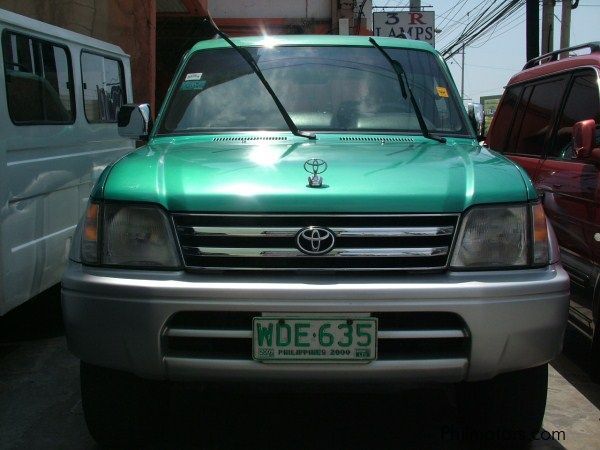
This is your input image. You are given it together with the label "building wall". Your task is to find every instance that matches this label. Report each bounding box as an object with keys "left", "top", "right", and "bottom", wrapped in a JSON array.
[
  {"left": 209, "top": 0, "right": 334, "bottom": 36},
  {"left": 209, "top": 0, "right": 372, "bottom": 36},
  {"left": 0, "top": 0, "right": 156, "bottom": 107},
  {"left": 210, "top": 0, "right": 331, "bottom": 19}
]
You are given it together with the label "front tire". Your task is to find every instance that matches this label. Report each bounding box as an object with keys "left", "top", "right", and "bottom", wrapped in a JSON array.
[
  {"left": 80, "top": 361, "right": 169, "bottom": 447},
  {"left": 457, "top": 364, "right": 548, "bottom": 445}
]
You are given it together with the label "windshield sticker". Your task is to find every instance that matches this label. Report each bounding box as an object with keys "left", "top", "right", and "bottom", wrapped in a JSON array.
[
  {"left": 181, "top": 79, "right": 207, "bottom": 91},
  {"left": 436, "top": 87, "right": 449, "bottom": 98},
  {"left": 185, "top": 72, "right": 203, "bottom": 81}
]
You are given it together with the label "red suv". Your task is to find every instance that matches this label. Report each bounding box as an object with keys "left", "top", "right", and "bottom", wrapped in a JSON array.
[{"left": 486, "top": 42, "right": 600, "bottom": 381}]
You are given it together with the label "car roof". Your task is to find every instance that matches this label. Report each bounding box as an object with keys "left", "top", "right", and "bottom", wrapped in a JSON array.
[
  {"left": 190, "top": 35, "right": 437, "bottom": 54},
  {"left": 508, "top": 51, "right": 600, "bottom": 86}
]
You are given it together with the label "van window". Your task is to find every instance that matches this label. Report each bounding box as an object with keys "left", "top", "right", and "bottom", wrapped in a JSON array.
[
  {"left": 488, "top": 85, "right": 521, "bottom": 150},
  {"left": 81, "top": 52, "right": 125, "bottom": 123},
  {"left": 1, "top": 31, "right": 74, "bottom": 124},
  {"left": 551, "top": 71, "right": 600, "bottom": 159},
  {"left": 506, "top": 77, "right": 567, "bottom": 157}
]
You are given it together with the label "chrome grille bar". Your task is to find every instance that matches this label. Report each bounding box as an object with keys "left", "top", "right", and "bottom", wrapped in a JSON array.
[
  {"left": 183, "top": 247, "right": 449, "bottom": 258},
  {"left": 177, "top": 226, "right": 454, "bottom": 238},
  {"left": 166, "top": 329, "right": 252, "bottom": 339},
  {"left": 173, "top": 213, "right": 459, "bottom": 271},
  {"left": 165, "top": 328, "right": 465, "bottom": 340},
  {"left": 378, "top": 330, "right": 466, "bottom": 339}
]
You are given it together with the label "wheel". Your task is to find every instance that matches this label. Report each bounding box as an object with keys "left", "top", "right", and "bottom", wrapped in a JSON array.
[
  {"left": 457, "top": 364, "right": 548, "bottom": 445},
  {"left": 591, "top": 325, "right": 600, "bottom": 383},
  {"left": 80, "top": 361, "right": 169, "bottom": 447}
]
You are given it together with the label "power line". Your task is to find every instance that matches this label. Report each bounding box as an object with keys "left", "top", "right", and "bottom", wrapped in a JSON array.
[
  {"left": 482, "top": 11, "right": 526, "bottom": 42},
  {"left": 440, "top": 0, "right": 524, "bottom": 59},
  {"left": 438, "top": 1, "right": 472, "bottom": 30},
  {"left": 436, "top": 0, "right": 498, "bottom": 48},
  {"left": 465, "top": 63, "right": 522, "bottom": 71},
  {"left": 469, "top": 9, "right": 526, "bottom": 47}
]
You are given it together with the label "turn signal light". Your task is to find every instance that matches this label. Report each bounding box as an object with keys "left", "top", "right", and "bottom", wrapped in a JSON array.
[
  {"left": 532, "top": 203, "right": 549, "bottom": 265},
  {"left": 84, "top": 203, "right": 98, "bottom": 241},
  {"left": 82, "top": 203, "right": 99, "bottom": 263}
]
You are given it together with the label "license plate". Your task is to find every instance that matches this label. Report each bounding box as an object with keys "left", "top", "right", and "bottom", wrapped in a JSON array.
[{"left": 252, "top": 317, "right": 377, "bottom": 362}]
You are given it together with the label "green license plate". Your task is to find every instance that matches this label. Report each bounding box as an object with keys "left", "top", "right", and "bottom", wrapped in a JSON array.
[{"left": 252, "top": 317, "right": 377, "bottom": 362}]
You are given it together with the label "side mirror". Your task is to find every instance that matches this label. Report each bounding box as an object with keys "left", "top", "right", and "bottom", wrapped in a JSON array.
[
  {"left": 572, "top": 119, "right": 596, "bottom": 159},
  {"left": 590, "top": 148, "right": 600, "bottom": 163},
  {"left": 467, "top": 102, "right": 486, "bottom": 142},
  {"left": 118, "top": 104, "right": 152, "bottom": 141}
]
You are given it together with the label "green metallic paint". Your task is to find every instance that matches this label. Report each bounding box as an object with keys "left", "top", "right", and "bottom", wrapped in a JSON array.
[
  {"left": 188, "top": 35, "right": 437, "bottom": 53},
  {"left": 90, "top": 162, "right": 118, "bottom": 202},
  {"left": 100, "top": 36, "right": 537, "bottom": 213},
  {"left": 495, "top": 152, "right": 540, "bottom": 201},
  {"left": 100, "top": 134, "right": 534, "bottom": 213}
]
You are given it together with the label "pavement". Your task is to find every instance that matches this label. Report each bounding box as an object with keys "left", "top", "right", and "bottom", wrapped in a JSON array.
[{"left": 0, "top": 287, "right": 599, "bottom": 450}]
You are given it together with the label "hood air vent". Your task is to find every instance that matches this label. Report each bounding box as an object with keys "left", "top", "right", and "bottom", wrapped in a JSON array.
[
  {"left": 212, "top": 136, "right": 288, "bottom": 142},
  {"left": 339, "top": 137, "right": 415, "bottom": 143}
]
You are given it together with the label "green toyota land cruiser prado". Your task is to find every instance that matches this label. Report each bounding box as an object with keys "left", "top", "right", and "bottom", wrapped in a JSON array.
[{"left": 62, "top": 34, "right": 570, "bottom": 446}]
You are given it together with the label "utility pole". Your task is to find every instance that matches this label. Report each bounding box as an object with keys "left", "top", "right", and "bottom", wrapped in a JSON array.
[
  {"left": 560, "top": 0, "right": 572, "bottom": 54},
  {"left": 461, "top": 44, "right": 465, "bottom": 100},
  {"left": 541, "top": 0, "right": 555, "bottom": 55},
  {"left": 409, "top": 0, "right": 421, "bottom": 12},
  {"left": 526, "top": 0, "right": 539, "bottom": 61}
]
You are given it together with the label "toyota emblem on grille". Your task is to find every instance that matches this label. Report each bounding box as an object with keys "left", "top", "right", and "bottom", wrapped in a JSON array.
[{"left": 296, "top": 227, "right": 335, "bottom": 255}]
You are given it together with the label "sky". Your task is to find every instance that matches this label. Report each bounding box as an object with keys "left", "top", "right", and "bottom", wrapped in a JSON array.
[{"left": 372, "top": 0, "right": 600, "bottom": 102}]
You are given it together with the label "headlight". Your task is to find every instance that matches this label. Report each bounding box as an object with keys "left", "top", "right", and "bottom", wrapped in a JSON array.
[
  {"left": 81, "top": 203, "right": 180, "bottom": 268},
  {"left": 451, "top": 203, "right": 549, "bottom": 269}
]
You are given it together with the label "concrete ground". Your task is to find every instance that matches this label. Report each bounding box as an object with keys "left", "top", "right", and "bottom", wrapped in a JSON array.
[{"left": 0, "top": 287, "right": 599, "bottom": 450}]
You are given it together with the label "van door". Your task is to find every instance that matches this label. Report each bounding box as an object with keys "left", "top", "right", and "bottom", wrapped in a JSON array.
[
  {"left": 500, "top": 76, "right": 568, "bottom": 181},
  {"left": 535, "top": 70, "right": 600, "bottom": 264}
]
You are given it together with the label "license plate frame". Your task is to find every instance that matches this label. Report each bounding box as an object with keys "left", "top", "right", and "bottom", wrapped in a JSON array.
[{"left": 252, "top": 316, "right": 378, "bottom": 363}]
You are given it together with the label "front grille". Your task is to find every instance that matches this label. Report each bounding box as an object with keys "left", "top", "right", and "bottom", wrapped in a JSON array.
[
  {"left": 163, "top": 312, "right": 470, "bottom": 361},
  {"left": 173, "top": 214, "right": 459, "bottom": 271}
]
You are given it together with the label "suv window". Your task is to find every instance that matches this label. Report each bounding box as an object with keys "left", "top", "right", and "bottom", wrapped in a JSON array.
[
  {"left": 81, "top": 52, "right": 125, "bottom": 123},
  {"left": 505, "top": 77, "right": 567, "bottom": 156},
  {"left": 487, "top": 85, "right": 521, "bottom": 150},
  {"left": 551, "top": 71, "right": 600, "bottom": 159},
  {"left": 1, "top": 31, "right": 74, "bottom": 124}
]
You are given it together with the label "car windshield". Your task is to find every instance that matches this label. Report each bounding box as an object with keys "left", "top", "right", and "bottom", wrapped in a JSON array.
[{"left": 158, "top": 45, "right": 470, "bottom": 136}]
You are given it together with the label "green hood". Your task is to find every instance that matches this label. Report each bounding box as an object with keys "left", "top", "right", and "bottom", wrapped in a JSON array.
[{"left": 100, "top": 135, "right": 535, "bottom": 213}]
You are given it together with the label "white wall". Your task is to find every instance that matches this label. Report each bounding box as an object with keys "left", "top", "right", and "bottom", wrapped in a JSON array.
[{"left": 209, "top": 0, "right": 331, "bottom": 19}]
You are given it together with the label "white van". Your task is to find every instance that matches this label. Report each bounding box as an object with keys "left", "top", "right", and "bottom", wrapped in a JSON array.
[{"left": 0, "top": 8, "right": 134, "bottom": 314}]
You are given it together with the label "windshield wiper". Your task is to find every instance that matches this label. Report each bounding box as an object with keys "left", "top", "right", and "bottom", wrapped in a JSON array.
[
  {"left": 368, "top": 38, "right": 446, "bottom": 144},
  {"left": 206, "top": 21, "right": 315, "bottom": 140}
]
